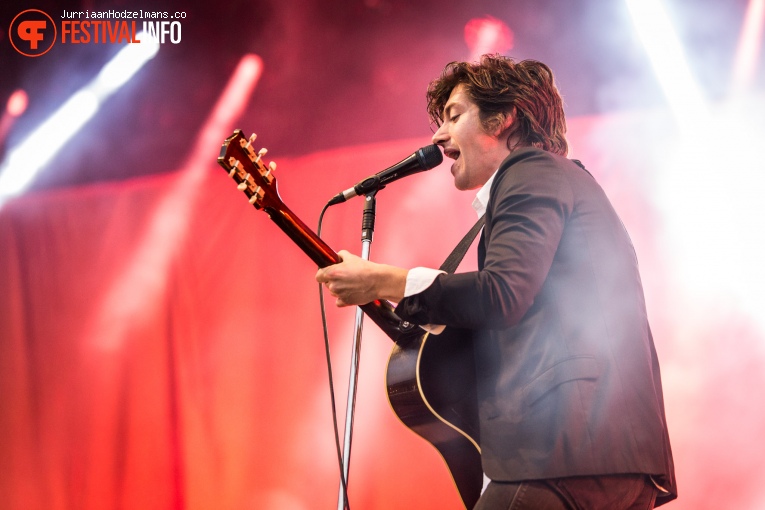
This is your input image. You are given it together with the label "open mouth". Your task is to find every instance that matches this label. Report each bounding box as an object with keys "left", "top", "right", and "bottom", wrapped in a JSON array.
[{"left": 444, "top": 149, "right": 460, "bottom": 160}]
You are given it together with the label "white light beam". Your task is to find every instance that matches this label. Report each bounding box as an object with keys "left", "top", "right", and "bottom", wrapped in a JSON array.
[
  {"left": 625, "top": 0, "right": 711, "bottom": 135},
  {"left": 0, "top": 33, "right": 160, "bottom": 205}
]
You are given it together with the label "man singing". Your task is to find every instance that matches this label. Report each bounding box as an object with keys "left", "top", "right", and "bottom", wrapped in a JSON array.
[{"left": 316, "top": 54, "right": 676, "bottom": 509}]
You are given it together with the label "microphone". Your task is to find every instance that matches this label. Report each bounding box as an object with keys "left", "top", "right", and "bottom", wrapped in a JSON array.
[{"left": 327, "top": 144, "right": 443, "bottom": 205}]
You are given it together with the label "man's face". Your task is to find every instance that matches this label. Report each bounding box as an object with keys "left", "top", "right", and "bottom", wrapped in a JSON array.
[{"left": 431, "top": 84, "right": 512, "bottom": 191}]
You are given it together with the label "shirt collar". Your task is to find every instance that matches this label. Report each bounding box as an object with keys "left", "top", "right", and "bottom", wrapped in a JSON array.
[{"left": 471, "top": 169, "right": 498, "bottom": 219}]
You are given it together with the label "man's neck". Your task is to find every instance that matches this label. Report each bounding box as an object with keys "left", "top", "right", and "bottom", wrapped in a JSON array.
[{"left": 471, "top": 169, "right": 499, "bottom": 218}]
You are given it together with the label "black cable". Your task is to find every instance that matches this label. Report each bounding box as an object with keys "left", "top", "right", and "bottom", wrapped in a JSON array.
[{"left": 317, "top": 202, "right": 351, "bottom": 510}]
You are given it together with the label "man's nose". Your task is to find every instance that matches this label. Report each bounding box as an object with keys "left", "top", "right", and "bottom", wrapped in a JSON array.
[{"left": 431, "top": 123, "right": 448, "bottom": 145}]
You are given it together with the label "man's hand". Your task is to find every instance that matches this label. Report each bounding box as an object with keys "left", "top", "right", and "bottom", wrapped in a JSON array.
[{"left": 315, "top": 250, "right": 408, "bottom": 307}]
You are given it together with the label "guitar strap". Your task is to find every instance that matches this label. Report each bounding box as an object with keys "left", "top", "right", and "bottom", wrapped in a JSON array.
[{"left": 438, "top": 216, "right": 486, "bottom": 274}]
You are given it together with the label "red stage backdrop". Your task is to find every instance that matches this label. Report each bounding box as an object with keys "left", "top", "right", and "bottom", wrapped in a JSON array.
[{"left": 2, "top": 111, "right": 764, "bottom": 509}]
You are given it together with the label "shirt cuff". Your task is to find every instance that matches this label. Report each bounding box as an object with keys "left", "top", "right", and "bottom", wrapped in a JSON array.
[
  {"left": 405, "top": 267, "right": 446, "bottom": 297},
  {"left": 404, "top": 267, "right": 447, "bottom": 335}
]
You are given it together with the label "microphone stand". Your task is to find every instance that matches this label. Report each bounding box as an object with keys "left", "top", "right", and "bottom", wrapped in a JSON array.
[{"left": 337, "top": 189, "right": 378, "bottom": 510}]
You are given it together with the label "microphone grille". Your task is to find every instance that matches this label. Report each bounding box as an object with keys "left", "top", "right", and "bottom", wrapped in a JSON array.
[{"left": 418, "top": 144, "right": 444, "bottom": 169}]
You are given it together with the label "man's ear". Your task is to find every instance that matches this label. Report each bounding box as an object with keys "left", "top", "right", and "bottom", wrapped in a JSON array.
[
  {"left": 492, "top": 108, "right": 517, "bottom": 137},
  {"left": 501, "top": 107, "right": 517, "bottom": 132}
]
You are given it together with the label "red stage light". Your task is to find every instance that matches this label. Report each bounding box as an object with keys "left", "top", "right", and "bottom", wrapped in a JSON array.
[
  {"left": 6, "top": 89, "right": 28, "bottom": 117},
  {"left": 464, "top": 16, "right": 514, "bottom": 59}
]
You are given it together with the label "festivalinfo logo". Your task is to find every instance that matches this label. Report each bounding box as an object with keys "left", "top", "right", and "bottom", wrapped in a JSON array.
[{"left": 8, "top": 8, "right": 185, "bottom": 57}]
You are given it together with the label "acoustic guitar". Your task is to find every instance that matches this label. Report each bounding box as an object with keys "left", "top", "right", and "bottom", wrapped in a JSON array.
[{"left": 217, "top": 130, "right": 483, "bottom": 509}]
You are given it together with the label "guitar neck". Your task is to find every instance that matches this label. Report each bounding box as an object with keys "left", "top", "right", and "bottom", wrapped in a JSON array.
[
  {"left": 264, "top": 204, "right": 418, "bottom": 343},
  {"left": 265, "top": 205, "right": 339, "bottom": 268}
]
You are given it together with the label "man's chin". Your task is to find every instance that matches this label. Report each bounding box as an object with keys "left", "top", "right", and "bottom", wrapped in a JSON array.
[
  {"left": 451, "top": 163, "right": 467, "bottom": 190},
  {"left": 453, "top": 178, "right": 471, "bottom": 191}
]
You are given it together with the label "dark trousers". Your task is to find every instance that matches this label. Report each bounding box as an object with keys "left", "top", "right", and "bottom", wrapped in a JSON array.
[{"left": 473, "top": 474, "right": 658, "bottom": 510}]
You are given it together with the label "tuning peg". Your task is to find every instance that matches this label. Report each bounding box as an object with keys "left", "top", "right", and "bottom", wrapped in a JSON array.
[
  {"left": 264, "top": 161, "right": 276, "bottom": 178},
  {"left": 241, "top": 133, "right": 258, "bottom": 151},
  {"left": 255, "top": 148, "right": 268, "bottom": 163},
  {"left": 228, "top": 157, "right": 244, "bottom": 178},
  {"left": 248, "top": 186, "right": 263, "bottom": 204}
]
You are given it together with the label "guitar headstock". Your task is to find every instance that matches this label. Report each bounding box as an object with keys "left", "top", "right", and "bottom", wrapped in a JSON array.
[{"left": 217, "top": 130, "right": 282, "bottom": 211}]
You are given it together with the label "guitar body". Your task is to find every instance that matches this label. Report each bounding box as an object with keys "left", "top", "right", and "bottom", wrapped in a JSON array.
[
  {"left": 217, "top": 130, "right": 483, "bottom": 509},
  {"left": 386, "top": 326, "right": 482, "bottom": 509}
]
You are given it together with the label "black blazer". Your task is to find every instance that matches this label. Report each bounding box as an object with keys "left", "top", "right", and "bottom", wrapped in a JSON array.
[{"left": 396, "top": 148, "right": 676, "bottom": 504}]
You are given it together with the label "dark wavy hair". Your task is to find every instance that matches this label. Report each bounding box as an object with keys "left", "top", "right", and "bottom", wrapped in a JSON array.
[{"left": 426, "top": 54, "right": 568, "bottom": 156}]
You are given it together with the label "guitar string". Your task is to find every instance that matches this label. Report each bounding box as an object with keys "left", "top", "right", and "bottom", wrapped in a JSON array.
[{"left": 317, "top": 202, "right": 352, "bottom": 510}]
